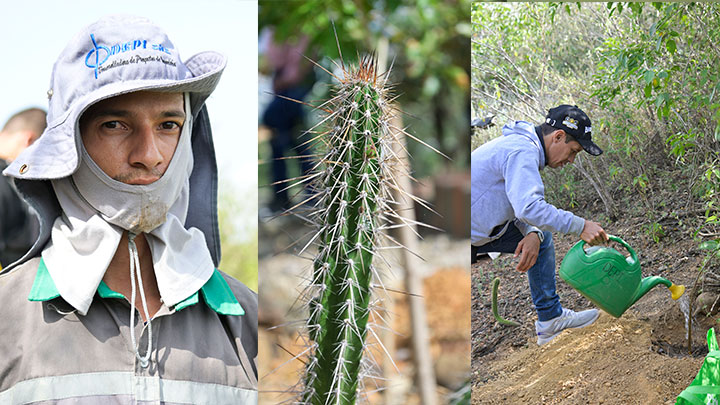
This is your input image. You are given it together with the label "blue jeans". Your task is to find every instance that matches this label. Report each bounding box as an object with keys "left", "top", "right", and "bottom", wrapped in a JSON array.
[{"left": 475, "top": 224, "right": 563, "bottom": 321}]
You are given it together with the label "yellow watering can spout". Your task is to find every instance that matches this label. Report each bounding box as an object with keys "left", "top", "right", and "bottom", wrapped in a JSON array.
[{"left": 668, "top": 283, "right": 685, "bottom": 301}]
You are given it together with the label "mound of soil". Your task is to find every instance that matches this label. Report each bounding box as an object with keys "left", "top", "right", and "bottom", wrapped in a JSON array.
[{"left": 472, "top": 221, "right": 715, "bottom": 404}]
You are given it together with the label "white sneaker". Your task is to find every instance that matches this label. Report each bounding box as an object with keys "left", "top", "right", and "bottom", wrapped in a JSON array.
[{"left": 535, "top": 308, "right": 599, "bottom": 346}]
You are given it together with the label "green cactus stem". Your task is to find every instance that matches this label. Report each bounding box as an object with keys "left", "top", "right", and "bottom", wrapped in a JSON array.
[
  {"left": 296, "top": 54, "right": 395, "bottom": 404},
  {"left": 285, "top": 48, "right": 444, "bottom": 403}
]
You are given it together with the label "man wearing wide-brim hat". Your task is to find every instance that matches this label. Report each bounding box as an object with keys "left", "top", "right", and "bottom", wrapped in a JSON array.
[
  {"left": 0, "top": 15, "right": 257, "bottom": 402},
  {"left": 471, "top": 104, "right": 608, "bottom": 346}
]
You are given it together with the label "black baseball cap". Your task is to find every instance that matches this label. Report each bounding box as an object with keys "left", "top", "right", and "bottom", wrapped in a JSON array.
[{"left": 545, "top": 105, "right": 602, "bottom": 156}]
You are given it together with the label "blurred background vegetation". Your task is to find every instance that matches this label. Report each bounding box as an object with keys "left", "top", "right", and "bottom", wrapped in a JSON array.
[
  {"left": 259, "top": 0, "right": 471, "bottom": 187},
  {"left": 218, "top": 181, "right": 258, "bottom": 292},
  {"left": 472, "top": 2, "right": 720, "bottom": 246}
]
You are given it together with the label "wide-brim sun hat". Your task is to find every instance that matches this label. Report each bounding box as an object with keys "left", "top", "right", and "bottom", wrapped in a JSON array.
[
  {"left": 1, "top": 15, "right": 226, "bottom": 272},
  {"left": 4, "top": 14, "right": 226, "bottom": 181}
]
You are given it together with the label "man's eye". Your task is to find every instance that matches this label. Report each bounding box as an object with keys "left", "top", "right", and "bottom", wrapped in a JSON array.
[
  {"left": 102, "top": 121, "right": 121, "bottom": 129},
  {"left": 161, "top": 121, "right": 181, "bottom": 130}
]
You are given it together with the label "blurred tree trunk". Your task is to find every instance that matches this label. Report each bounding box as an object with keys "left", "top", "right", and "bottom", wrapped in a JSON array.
[{"left": 390, "top": 107, "right": 439, "bottom": 405}]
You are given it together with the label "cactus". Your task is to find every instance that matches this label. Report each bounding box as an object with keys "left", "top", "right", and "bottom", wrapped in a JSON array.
[{"left": 289, "top": 54, "right": 416, "bottom": 404}]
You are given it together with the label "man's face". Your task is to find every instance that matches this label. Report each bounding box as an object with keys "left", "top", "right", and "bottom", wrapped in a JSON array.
[
  {"left": 80, "top": 92, "right": 185, "bottom": 185},
  {"left": 546, "top": 130, "right": 584, "bottom": 169}
]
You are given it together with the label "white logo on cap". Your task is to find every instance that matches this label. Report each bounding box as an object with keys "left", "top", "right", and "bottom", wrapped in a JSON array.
[
  {"left": 562, "top": 116, "right": 578, "bottom": 130},
  {"left": 585, "top": 126, "right": 592, "bottom": 134}
]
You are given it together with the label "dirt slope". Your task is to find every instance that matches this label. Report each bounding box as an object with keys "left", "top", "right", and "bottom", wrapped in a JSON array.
[
  {"left": 472, "top": 223, "right": 713, "bottom": 404},
  {"left": 473, "top": 313, "right": 703, "bottom": 404}
]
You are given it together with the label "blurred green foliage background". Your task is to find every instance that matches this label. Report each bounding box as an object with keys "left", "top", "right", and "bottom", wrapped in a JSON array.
[
  {"left": 472, "top": 2, "right": 720, "bottom": 244},
  {"left": 218, "top": 181, "right": 258, "bottom": 291},
  {"left": 259, "top": 0, "right": 471, "bottom": 178}
]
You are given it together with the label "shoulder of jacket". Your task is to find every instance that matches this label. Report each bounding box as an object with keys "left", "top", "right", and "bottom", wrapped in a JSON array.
[
  {"left": 0, "top": 256, "right": 41, "bottom": 288},
  {"left": 218, "top": 271, "right": 257, "bottom": 298},
  {"left": 500, "top": 136, "right": 540, "bottom": 162},
  {"left": 0, "top": 256, "right": 42, "bottom": 320}
]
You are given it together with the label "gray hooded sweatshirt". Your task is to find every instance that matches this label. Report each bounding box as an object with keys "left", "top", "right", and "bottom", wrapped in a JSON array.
[{"left": 471, "top": 120, "right": 585, "bottom": 246}]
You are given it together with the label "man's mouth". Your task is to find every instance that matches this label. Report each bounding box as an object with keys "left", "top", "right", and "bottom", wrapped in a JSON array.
[
  {"left": 125, "top": 177, "right": 160, "bottom": 185},
  {"left": 113, "top": 174, "right": 161, "bottom": 185},
  {"left": 114, "top": 169, "right": 163, "bottom": 185}
]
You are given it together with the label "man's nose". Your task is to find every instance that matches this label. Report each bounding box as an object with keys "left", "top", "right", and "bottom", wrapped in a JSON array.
[{"left": 129, "top": 126, "right": 163, "bottom": 169}]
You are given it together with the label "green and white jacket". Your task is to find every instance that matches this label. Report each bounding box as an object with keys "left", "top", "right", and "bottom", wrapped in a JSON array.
[{"left": 0, "top": 257, "right": 258, "bottom": 404}]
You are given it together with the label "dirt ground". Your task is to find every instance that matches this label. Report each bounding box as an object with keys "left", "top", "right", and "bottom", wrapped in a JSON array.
[
  {"left": 259, "top": 266, "right": 470, "bottom": 404},
  {"left": 472, "top": 219, "right": 716, "bottom": 404},
  {"left": 258, "top": 209, "right": 471, "bottom": 404}
]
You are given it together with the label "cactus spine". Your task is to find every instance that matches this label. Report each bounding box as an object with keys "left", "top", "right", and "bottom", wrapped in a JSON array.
[{"left": 298, "top": 55, "right": 398, "bottom": 404}]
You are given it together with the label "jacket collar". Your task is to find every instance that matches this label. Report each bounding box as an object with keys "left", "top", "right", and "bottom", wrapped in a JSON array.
[{"left": 28, "top": 258, "right": 243, "bottom": 316}]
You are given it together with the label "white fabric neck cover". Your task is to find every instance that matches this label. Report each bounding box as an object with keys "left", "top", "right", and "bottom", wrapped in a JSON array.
[{"left": 42, "top": 93, "right": 215, "bottom": 316}]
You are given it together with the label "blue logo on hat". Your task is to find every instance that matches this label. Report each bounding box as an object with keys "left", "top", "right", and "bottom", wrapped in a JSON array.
[
  {"left": 85, "top": 34, "right": 110, "bottom": 79},
  {"left": 84, "top": 34, "right": 173, "bottom": 79}
]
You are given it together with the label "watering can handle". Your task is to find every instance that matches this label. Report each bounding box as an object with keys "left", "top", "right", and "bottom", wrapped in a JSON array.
[{"left": 582, "top": 235, "right": 639, "bottom": 263}]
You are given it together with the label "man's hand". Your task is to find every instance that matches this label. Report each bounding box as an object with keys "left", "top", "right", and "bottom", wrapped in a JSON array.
[
  {"left": 514, "top": 232, "right": 540, "bottom": 272},
  {"left": 581, "top": 220, "right": 608, "bottom": 246}
]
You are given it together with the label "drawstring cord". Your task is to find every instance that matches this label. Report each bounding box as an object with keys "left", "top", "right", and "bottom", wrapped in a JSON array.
[{"left": 128, "top": 232, "right": 153, "bottom": 368}]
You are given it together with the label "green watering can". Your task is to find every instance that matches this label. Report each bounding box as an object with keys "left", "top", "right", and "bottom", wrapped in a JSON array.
[{"left": 559, "top": 235, "right": 685, "bottom": 318}]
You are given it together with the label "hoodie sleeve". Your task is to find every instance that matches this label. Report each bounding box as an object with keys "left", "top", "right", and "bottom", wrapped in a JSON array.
[
  {"left": 503, "top": 150, "right": 585, "bottom": 235},
  {"left": 514, "top": 220, "right": 540, "bottom": 237}
]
